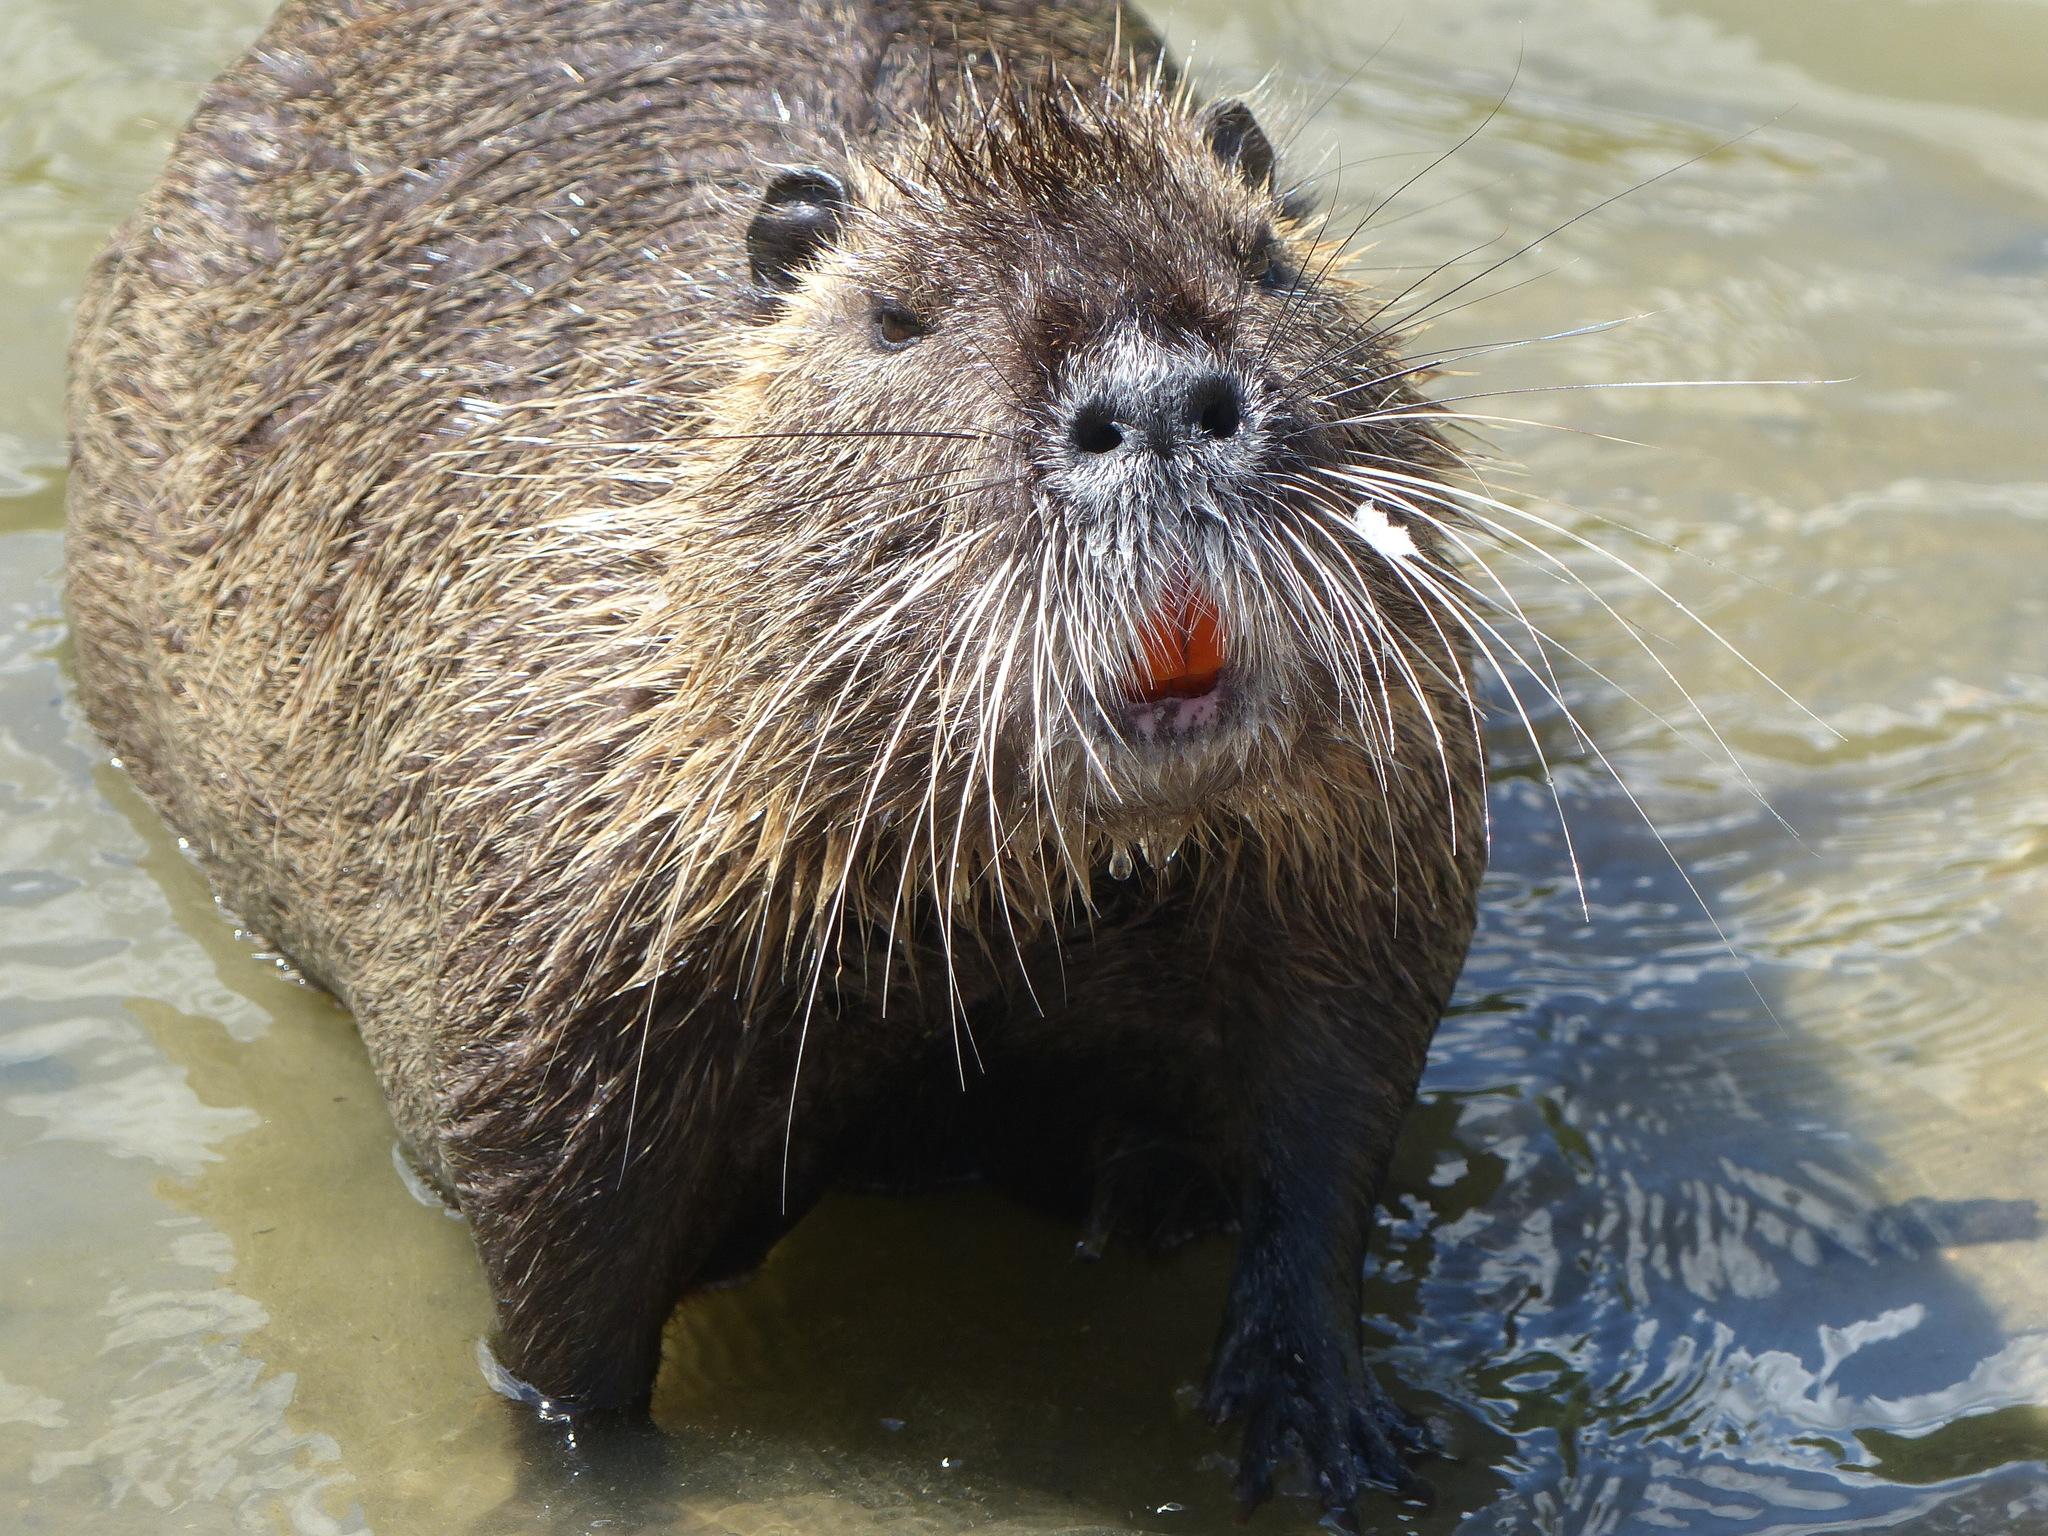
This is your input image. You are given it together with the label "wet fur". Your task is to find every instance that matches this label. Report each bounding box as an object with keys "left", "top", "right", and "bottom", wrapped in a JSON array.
[{"left": 66, "top": 0, "right": 1486, "bottom": 1515}]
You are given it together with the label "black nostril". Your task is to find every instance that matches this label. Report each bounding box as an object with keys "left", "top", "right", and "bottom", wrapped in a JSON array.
[
  {"left": 1070, "top": 401, "right": 1125, "bottom": 456},
  {"left": 1187, "top": 373, "right": 1243, "bottom": 440}
]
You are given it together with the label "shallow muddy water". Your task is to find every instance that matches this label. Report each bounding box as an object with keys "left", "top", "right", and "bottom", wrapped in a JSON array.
[{"left": 4, "top": 1, "right": 2048, "bottom": 1532}]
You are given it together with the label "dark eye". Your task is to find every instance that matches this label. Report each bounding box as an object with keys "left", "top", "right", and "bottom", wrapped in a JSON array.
[
  {"left": 1251, "top": 234, "right": 1299, "bottom": 293},
  {"left": 873, "top": 302, "right": 927, "bottom": 349}
]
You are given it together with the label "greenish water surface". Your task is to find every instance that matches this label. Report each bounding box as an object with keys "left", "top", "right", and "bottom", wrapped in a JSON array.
[{"left": 4, "top": 1, "right": 2047, "bottom": 1532}]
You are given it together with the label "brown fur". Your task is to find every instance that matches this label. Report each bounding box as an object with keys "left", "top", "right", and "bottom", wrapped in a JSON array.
[{"left": 67, "top": 0, "right": 1486, "bottom": 1516}]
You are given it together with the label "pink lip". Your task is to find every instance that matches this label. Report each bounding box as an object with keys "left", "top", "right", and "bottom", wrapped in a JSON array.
[{"left": 1120, "top": 680, "right": 1225, "bottom": 745}]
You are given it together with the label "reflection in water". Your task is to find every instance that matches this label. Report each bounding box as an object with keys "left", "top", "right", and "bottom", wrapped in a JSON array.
[{"left": 3, "top": 0, "right": 2048, "bottom": 1531}]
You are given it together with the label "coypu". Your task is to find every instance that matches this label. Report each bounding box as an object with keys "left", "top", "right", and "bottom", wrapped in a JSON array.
[{"left": 65, "top": 0, "right": 1486, "bottom": 1519}]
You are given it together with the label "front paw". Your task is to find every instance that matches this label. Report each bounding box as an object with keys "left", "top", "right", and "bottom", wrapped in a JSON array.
[{"left": 1203, "top": 1319, "right": 1432, "bottom": 1521}]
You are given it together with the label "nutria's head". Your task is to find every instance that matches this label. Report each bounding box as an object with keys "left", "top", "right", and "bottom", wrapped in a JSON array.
[{"left": 657, "top": 71, "right": 1474, "bottom": 942}]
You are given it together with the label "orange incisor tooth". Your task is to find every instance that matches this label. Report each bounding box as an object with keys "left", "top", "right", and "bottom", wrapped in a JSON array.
[{"left": 1135, "top": 585, "right": 1226, "bottom": 702}]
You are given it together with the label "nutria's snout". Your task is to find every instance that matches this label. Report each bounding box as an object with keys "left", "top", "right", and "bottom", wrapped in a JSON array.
[
  {"left": 1062, "top": 365, "right": 1246, "bottom": 461},
  {"left": 1051, "top": 329, "right": 1263, "bottom": 494},
  {"left": 1037, "top": 330, "right": 1281, "bottom": 757}
]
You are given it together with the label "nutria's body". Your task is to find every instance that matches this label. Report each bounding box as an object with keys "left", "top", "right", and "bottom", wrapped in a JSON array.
[{"left": 67, "top": 0, "right": 1485, "bottom": 1516}]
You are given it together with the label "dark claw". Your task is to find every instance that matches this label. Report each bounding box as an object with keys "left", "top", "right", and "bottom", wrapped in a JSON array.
[
  {"left": 1230, "top": 1385, "right": 1289, "bottom": 1509},
  {"left": 1204, "top": 1333, "right": 1432, "bottom": 1524}
]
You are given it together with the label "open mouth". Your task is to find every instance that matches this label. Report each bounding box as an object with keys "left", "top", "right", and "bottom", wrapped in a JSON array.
[{"left": 1119, "top": 584, "right": 1229, "bottom": 743}]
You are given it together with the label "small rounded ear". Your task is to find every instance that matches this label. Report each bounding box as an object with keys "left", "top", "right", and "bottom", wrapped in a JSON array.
[
  {"left": 747, "top": 168, "right": 848, "bottom": 291},
  {"left": 1201, "top": 99, "right": 1277, "bottom": 191}
]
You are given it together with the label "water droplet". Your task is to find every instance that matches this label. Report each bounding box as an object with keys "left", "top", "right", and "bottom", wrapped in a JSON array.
[{"left": 1107, "top": 848, "right": 1134, "bottom": 880}]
